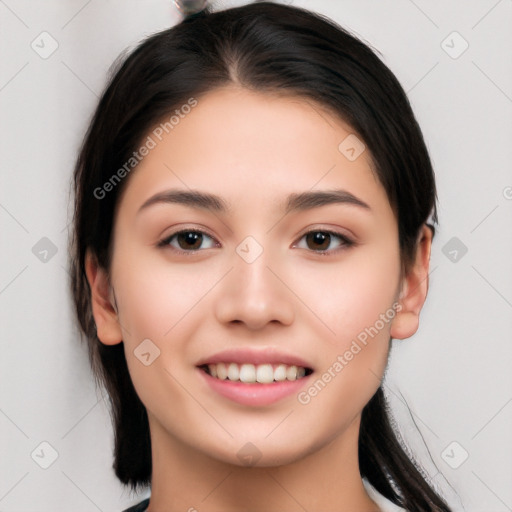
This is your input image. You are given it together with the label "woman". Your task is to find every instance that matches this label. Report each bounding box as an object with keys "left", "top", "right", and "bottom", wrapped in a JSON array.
[{"left": 69, "top": 2, "right": 453, "bottom": 510}]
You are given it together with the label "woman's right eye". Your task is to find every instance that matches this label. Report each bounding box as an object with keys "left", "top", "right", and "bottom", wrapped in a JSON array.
[{"left": 158, "top": 230, "right": 218, "bottom": 253}]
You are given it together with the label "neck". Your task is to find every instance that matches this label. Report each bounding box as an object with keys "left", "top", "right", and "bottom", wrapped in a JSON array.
[{"left": 145, "top": 413, "right": 381, "bottom": 512}]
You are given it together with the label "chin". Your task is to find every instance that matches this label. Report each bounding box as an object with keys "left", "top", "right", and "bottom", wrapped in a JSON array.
[{"left": 204, "top": 435, "right": 319, "bottom": 469}]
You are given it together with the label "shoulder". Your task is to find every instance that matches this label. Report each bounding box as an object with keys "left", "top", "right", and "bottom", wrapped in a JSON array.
[{"left": 122, "top": 497, "right": 150, "bottom": 512}]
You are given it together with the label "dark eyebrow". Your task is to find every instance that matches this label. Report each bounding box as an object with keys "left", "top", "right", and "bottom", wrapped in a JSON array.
[
  {"left": 137, "top": 189, "right": 230, "bottom": 215},
  {"left": 137, "top": 188, "right": 371, "bottom": 216},
  {"left": 284, "top": 189, "right": 371, "bottom": 214}
]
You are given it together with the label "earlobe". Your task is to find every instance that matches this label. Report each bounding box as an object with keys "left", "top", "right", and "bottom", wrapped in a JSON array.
[
  {"left": 390, "top": 224, "right": 433, "bottom": 340},
  {"left": 84, "top": 249, "right": 123, "bottom": 345}
]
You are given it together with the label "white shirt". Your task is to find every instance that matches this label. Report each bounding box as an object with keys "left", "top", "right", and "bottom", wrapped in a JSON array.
[{"left": 362, "top": 478, "right": 406, "bottom": 512}]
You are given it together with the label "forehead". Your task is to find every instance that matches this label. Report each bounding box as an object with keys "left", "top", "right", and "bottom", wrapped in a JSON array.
[
  {"left": 160, "top": 85, "right": 368, "bottom": 167},
  {"left": 116, "top": 85, "right": 388, "bottom": 217}
]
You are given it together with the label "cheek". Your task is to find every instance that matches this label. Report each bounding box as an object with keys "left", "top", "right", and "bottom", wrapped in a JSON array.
[
  {"left": 109, "top": 250, "right": 224, "bottom": 403},
  {"left": 291, "top": 243, "right": 401, "bottom": 345},
  {"left": 111, "top": 247, "right": 222, "bottom": 344},
  {"left": 290, "top": 242, "right": 400, "bottom": 418},
  {"left": 112, "top": 259, "right": 206, "bottom": 424}
]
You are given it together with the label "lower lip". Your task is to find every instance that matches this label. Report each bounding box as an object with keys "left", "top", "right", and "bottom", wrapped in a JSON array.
[{"left": 197, "top": 368, "right": 312, "bottom": 406}]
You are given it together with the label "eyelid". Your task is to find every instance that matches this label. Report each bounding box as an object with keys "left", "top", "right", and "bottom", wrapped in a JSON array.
[
  {"left": 294, "top": 223, "right": 356, "bottom": 241},
  {"left": 157, "top": 223, "right": 219, "bottom": 243},
  {"left": 293, "top": 223, "right": 355, "bottom": 242}
]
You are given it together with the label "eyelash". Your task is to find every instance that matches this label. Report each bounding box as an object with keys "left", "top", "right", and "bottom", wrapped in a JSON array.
[{"left": 157, "top": 228, "right": 355, "bottom": 256}]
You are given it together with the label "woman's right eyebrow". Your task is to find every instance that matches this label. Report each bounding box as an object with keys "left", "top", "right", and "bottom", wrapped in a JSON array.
[
  {"left": 137, "top": 189, "right": 230, "bottom": 215},
  {"left": 136, "top": 188, "right": 372, "bottom": 216}
]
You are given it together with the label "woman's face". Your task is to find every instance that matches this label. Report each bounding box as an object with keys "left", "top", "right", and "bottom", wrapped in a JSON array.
[{"left": 104, "top": 86, "right": 406, "bottom": 466}]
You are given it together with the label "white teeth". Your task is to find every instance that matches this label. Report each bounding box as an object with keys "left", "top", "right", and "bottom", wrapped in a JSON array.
[
  {"left": 274, "top": 364, "right": 287, "bottom": 381},
  {"left": 205, "top": 362, "right": 309, "bottom": 383},
  {"left": 239, "top": 363, "right": 256, "bottom": 383},
  {"left": 227, "top": 363, "right": 239, "bottom": 381},
  {"left": 216, "top": 363, "right": 228, "bottom": 380},
  {"left": 286, "top": 365, "right": 297, "bottom": 380},
  {"left": 256, "top": 364, "right": 274, "bottom": 384}
]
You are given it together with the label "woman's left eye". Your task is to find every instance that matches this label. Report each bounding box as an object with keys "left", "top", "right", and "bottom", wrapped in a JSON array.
[
  {"left": 294, "top": 230, "right": 354, "bottom": 253},
  {"left": 159, "top": 230, "right": 217, "bottom": 252}
]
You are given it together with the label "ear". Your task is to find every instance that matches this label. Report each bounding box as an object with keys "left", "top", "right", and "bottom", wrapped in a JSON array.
[
  {"left": 390, "top": 224, "right": 433, "bottom": 340},
  {"left": 84, "top": 249, "right": 123, "bottom": 345}
]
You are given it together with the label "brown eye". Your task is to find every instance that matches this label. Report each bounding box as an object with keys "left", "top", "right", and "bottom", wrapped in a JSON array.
[
  {"left": 295, "top": 230, "right": 354, "bottom": 254},
  {"left": 160, "top": 230, "right": 217, "bottom": 252},
  {"left": 176, "top": 231, "right": 203, "bottom": 250},
  {"left": 305, "top": 231, "right": 331, "bottom": 251}
]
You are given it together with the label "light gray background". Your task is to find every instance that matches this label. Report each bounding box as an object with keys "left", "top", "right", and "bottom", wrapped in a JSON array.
[{"left": 1, "top": 0, "right": 511, "bottom": 510}]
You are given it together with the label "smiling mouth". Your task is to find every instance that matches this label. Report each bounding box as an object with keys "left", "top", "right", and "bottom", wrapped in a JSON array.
[{"left": 199, "top": 362, "right": 313, "bottom": 384}]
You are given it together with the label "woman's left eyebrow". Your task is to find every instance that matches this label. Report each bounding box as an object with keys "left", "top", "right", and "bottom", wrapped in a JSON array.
[
  {"left": 285, "top": 189, "right": 371, "bottom": 214},
  {"left": 136, "top": 188, "right": 372, "bottom": 215}
]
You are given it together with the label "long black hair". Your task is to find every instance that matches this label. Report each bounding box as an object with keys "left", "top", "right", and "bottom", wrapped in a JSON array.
[{"left": 69, "top": 2, "right": 451, "bottom": 510}]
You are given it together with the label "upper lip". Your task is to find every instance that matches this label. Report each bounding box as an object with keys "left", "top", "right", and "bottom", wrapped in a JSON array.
[{"left": 196, "top": 348, "right": 313, "bottom": 369}]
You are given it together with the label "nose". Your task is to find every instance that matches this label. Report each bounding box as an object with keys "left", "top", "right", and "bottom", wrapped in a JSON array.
[{"left": 214, "top": 247, "right": 295, "bottom": 331}]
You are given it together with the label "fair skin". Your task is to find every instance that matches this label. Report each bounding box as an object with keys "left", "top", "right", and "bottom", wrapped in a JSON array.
[{"left": 85, "top": 85, "right": 432, "bottom": 512}]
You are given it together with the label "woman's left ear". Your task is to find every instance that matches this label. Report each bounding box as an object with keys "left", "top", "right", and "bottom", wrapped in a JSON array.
[{"left": 390, "top": 224, "right": 433, "bottom": 340}]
